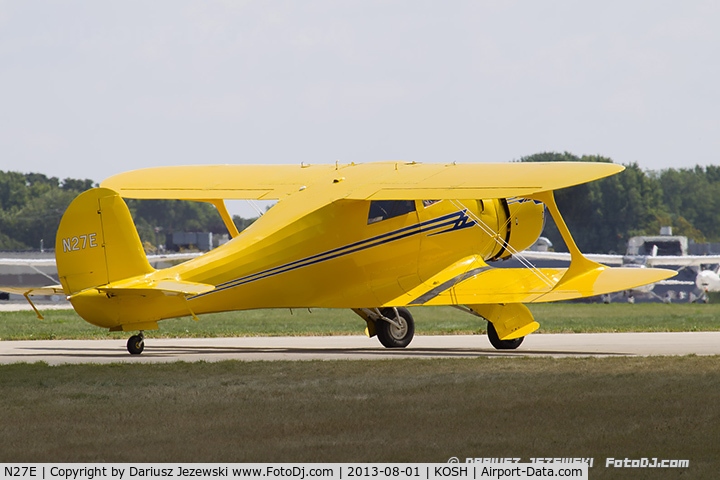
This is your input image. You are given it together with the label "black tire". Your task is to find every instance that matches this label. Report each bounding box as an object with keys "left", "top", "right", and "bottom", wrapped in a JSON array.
[
  {"left": 487, "top": 321, "right": 524, "bottom": 350},
  {"left": 127, "top": 334, "right": 144, "bottom": 355},
  {"left": 377, "top": 307, "right": 415, "bottom": 348}
]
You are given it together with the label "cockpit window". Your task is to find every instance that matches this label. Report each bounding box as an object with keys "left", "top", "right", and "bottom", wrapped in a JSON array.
[{"left": 367, "top": 200, "right": 416, "bottom": 224}]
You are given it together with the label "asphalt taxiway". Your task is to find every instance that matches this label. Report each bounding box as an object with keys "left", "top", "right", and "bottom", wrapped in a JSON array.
[{"left": 1, "top": 332, "right": 719, "bottom": 364}]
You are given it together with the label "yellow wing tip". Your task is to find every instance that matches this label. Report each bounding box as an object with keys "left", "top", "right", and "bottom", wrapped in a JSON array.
[{"left": 554, "top": 266, "right": 676, "bottom": 298}]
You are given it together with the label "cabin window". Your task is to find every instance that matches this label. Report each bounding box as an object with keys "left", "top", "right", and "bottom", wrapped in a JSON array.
[{"left": 367, "top": 200, "right": 416, "bottom": 224}]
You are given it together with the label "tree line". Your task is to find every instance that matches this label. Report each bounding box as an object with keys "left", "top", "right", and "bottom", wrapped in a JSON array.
[
  {"left": 521, "top": 152, "right": 720, "bottom": 253},
  {"left": 0, "top": 173, "right": 95, "bottom": 250},
  {"left": 0, "top": 172, "right": 254, "bottom": 251},
  {"left": 0, "top": 154, "right": 718, "bottom": 253}
]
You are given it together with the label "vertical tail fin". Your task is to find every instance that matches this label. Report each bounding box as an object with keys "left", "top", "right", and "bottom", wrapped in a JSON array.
[{"left": 56, "top": 187, "right": 154, "bottom": 295}]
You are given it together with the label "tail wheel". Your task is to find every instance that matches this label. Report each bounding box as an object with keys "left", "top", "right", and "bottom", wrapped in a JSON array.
[
  {"left": 377, "top": 307, "right": 415, "bottom": 348},
  {"left": 487, "top": 321, "right": 524, "bottom": 350},
  {"left": 127, "top": 333, "right": 145, "bottom": 355}
]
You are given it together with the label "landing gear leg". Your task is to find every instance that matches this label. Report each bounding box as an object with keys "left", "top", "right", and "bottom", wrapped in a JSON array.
[
  {"left": 376, "top": 307, "right": 415, "bottom": 348},
  {"left": 351, "top": 307, "right": 415, "bottom": 348},
  {"left": 127, "top": 331, "right": 145, "bottom": 355}
]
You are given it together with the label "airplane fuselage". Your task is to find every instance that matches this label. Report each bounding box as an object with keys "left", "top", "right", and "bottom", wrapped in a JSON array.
[{"left": 70, "top": 197, "right": 545, "bottom": 330}]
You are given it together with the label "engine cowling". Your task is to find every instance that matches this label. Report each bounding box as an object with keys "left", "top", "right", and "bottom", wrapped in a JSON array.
[{"left": 493, "top": 197, "right": 546, "bottom": 260}]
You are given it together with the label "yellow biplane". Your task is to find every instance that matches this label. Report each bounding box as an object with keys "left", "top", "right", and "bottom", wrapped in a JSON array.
[{"left": 4, "top": 162, "right": 675, "bottom": 354}]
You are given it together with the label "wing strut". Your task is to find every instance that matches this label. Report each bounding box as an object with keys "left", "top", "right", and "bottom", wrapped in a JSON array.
[
  {"left": 527, "top": 190, "right": 605, "bottom": 289},
  {"left": 23, "top": 292, "right": 44, "bottom": 320},
  {"left": 208, "top": 200, "right": 240, "bottom": 238},
  {"left": 449, "top": 199, "right": 555, "bottom": 289}
]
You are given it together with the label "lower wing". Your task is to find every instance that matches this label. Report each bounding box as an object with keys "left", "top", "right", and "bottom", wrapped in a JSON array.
[{"left": 392, "top": 259, "right": 676, "bottom": 306}]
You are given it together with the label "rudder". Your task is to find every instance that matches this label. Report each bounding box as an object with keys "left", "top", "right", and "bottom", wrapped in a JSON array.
[{"left": 56, "top": 187, "right": 154, "bottom": 295}]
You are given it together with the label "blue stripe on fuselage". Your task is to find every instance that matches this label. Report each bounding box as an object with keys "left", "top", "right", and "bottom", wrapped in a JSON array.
[{"left": 190, "top": 209, "right": 477, "bottom": 299}]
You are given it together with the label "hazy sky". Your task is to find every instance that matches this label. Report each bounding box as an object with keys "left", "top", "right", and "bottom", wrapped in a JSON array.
[{"left": 2, "top": 1, "right": 719, "bottom": 216}]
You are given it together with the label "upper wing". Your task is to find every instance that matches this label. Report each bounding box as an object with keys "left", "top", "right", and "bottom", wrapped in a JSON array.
[
  {"left": 101, "top": 164, "right": 340, "bottom": 200},
  {"left": 342, "top": 162, "right": 624, "bottom": 200},
  {"left": 101, "top": 162, "right": 624, "bottom": 201}
]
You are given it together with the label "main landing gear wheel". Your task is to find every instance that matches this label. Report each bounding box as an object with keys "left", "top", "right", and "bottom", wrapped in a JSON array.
[
  {"left": 127, "top": 332, "right": 145, "bottom": 355},
  {"left": 487, "top": 321, "right": 524, "bottom": 350},
  {"left": 376, "top": 307, "right": 415, "bottom": 348}
]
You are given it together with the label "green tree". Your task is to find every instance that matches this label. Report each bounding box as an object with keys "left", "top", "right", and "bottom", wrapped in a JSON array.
[
  {"left": 9, "top": 189, "right": 79, "bottom": 250},
  {"left": 0, "top": 171, "right": 28, "bottom": 212},
  {"left": 0, "top": 171, "right": 94, "bottom": 250},
  {"left": 520, "top": 153, "right": 663, "bottom": 253},
  {"left": 6, "top": 158, "right": 718, "bottom": 254},
  {"left": 126, "top": 199, "right": 253, "bottom": 249},
  {"left": 61, "top": 178, "right": 95, "bottom": 191},
  {"left": 657, "top": 166, "right": 720, "bottom": 242}
]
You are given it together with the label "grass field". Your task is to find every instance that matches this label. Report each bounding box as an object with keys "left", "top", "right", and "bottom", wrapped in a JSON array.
[
  {"left": 2, "top": 302, "right": 719, "bottom": 478},
  {"left": 1, "top": 302, "right": 719, "bottom": 340},
  {"left": 1, "top": 357, "right": 718, "bottom": 478}
]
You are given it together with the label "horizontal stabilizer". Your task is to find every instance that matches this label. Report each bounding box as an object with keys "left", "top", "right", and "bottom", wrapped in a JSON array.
[
  {"left": 97, "top": 279, "right": 215, "bottom": 297},
  {"left": 0, "top": 285, "right": 64, "bottom": 296},
  {"left": 0, "top": 285, "right": 66, "bottom": 320},
  {"left": 147, "top": 253, "right": 204, "bottom": 263}
]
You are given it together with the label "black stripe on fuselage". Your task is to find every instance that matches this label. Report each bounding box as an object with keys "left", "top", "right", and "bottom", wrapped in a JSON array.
[{"left": 408, "top": 266, "right": 492, "bottom": 305}]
